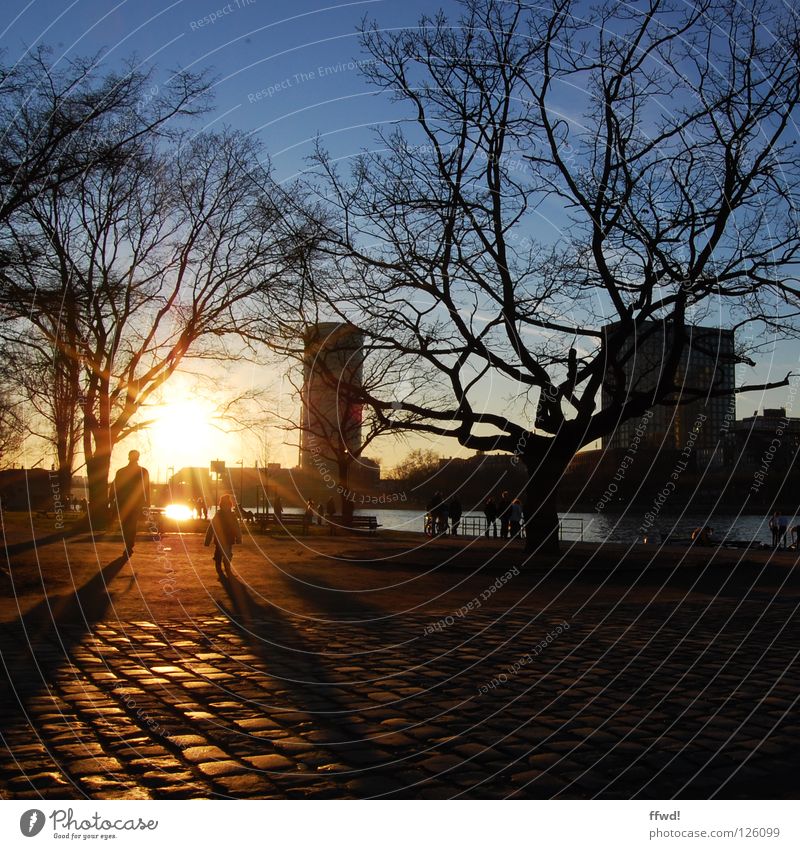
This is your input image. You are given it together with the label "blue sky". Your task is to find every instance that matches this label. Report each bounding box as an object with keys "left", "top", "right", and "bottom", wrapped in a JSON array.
[
  {"left": 3, "top": 0, "right": 799, "bottom": 475},
  {"left": 1, "top": 0, "right": 439, "bottom": 181}
]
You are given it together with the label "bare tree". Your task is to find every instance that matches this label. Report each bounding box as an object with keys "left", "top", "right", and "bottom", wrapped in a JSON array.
[
  {"left": 300, "top": 0, "right": 800, "bottom": 551},
  {"left": 0, "top": 47, "right": 209, "bottom": 224},
  {"left": 1, "top": 126, "right": 304, "bottom": 527},
  {"left": 2, "top": 338, "right": 82, "bottom": 495},
  {"left": 0, "top": 371, "right": 23, "bottom": 469}
]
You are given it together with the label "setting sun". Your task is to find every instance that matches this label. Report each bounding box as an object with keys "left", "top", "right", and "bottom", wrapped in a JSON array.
[{"left": 147, "top": 395, "right": 222, "bottom": 471}]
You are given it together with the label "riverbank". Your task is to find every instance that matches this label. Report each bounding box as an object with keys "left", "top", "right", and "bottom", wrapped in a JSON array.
[{"left": 2, "top": 511, "right": 799, "bottom": 627}]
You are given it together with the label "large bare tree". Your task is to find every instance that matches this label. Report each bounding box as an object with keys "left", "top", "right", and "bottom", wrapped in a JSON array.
[
  {"left": 1, "top": 124, "right": 303, "bottom": 527},
  {"left": 300, "top": 0, "right": 800, "bottom": 551}
]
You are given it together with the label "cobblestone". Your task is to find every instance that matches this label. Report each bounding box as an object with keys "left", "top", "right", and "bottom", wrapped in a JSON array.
[{"left": 1, "top": 600, "right": 798, "bottom": 799}]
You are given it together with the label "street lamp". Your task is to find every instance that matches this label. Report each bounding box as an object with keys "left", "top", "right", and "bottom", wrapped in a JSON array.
[{"left": 237, "top": 459, "right": 244, "bottom": 509}]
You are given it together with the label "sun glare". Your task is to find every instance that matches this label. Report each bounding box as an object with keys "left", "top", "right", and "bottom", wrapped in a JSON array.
[
  {"left": 149, "top": 396, "right": 221, "bottom": 469},
  {"left": 164, "top": 503, "right": 194, "bottom": 521}
]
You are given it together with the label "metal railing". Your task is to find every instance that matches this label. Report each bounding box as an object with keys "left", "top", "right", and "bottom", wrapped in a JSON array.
[{"left": 423, "top": 514, "right": 584, "bottom": 541}]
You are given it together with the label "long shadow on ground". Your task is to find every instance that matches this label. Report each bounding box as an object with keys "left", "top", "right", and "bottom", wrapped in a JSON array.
[
  {"left": 0, "top": 556, "right": 128, "bottom": 718},
  {"left": 218, "top": 574, "right": 411, "bottom": 795}
]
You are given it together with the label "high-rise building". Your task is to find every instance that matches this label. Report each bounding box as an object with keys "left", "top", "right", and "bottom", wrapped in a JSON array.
[
  {"left": 300, "top": 322, "right": 364, "bottom": 472},
  {"left": 602, "top": 322, "right": 735, "bottom": 465}
]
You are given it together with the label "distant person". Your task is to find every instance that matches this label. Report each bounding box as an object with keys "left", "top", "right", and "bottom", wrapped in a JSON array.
[
  {"left": 498, "top": 491, "right": 511, "bottom": 539},
  {"left": 791, "top": 523, "right": 800, "bottom": 549},
  {"left": 449, "top": 496, "right": 462, "bottom": 536},
  {"left": 204, "top": 493, "right": 242, "bottom": 581},
  {"left": 109, "top": 450, "right": 150, "bottom": 560},
  {"left": 509, "top": 498, "right": 523, "bottom": 538},
  {"left": 197, "top": 496, "right": 207, "bottom": 520},
  {"left": 642, "top": 527, "right": 661, "bottom": 544},
  {"left": 484, "top": 497, "right": 498, "bottom": 537},
  {"left": 691, "top": 526, "right": 713, "bottom": 546},
  {"left": 434, "top": 491, "right": 448, "bottom": 535},
  {"left": 769, "top": 512, "right": 782, "bottom": 548},
  {"left": 326, "top": 496, "right": 337, "bottom": 534},
  {"left": 778, "top": 512, "right": 789, "bottom": 549},
  {"left": 273, "top": 494, "right": 283, "bottom": 524},
  {"left": 304, "top": 499, "right": 315, "bottom": 533},
  {"left": 483, "top": 495, "right": 497, "bottom": 539},
  {"left": 425, "top": 495, "right": 438, "bottom": 535}
]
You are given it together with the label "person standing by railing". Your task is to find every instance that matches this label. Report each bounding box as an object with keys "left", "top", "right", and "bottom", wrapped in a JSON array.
[
  {"left": 498, "top": 491, "right": 511, "bottom": 539},
  {"left": 449, "top": 496, "right": 462, "bottom": 535},
  {"left": 484, "top": 497, "right": 497, "bottom": 538},
  {"left": 509, "top": 498, "right": 523, "bottom": 538}
]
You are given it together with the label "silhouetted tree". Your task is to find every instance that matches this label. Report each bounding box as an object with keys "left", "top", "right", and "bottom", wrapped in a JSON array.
[
  {"left": 0, "top": 47, "right": 209, "bottom": 225},
  {"left": 0, "top": 380, "right": 22, "bottom": 469},
  {"left": 301, "top": 0, "right": 800, "bottom": 551},
  {"left": 1, "top": 125, "right": 304, "bottom": 527}
]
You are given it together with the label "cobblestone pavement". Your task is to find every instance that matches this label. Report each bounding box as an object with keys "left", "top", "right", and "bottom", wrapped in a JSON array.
[{"left": 1, "top": 576, "right": 798, "bottom": 799}]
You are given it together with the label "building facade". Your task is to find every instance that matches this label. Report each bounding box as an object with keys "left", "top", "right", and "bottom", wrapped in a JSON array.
[
  {"left": 602, "top": 322, "right": 735, "bottom": 466},
  {"left": 299, "top": 321, "right": 364, "bottom": 471}
]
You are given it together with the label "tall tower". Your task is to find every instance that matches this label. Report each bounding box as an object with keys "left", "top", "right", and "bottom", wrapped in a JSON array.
[{"left": 300, "top": 322, "right": 364, "bottom": 474}]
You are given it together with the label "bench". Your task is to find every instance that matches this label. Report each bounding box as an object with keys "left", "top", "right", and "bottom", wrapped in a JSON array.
[
  {"left": 345, "top": 515, "right": 380, "bottom": 534},
  {"left": 252, "top": 513, "right": 380, "bottom": 534}
]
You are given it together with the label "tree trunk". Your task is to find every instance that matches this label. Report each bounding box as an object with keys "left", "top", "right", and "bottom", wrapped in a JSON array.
[
  {"left": 523, "top": 456, "right": 569, "bottom": 554},
  {"left": 86, "top": 453, "right": 111, "bottom": 529},
  {"left": 57, "top": 466, "right": 72, "bottom": 504}
]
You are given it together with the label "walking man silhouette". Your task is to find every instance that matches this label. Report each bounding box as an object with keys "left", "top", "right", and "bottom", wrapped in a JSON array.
[{"left": 110, "top": 450, "right": 150, "bottom": 560}]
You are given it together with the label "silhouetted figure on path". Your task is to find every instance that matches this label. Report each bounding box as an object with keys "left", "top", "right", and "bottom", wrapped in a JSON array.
[
  {"left": 273, "top": 494, "right": 283, "bottom": 524},
  {"left": 204, "top": 493, "right": 242, "bottom": 581},
  {"left": 432, "top": 491, "right": 448, "bottom": 535},
  {"left": 197, "top": 496, "right": 207, "bottom": 520},
  {"left": 778, "top": 512, "right": 789, "bottom": 548},
  {"left": 498, "top": 491, "right": 511, "bottom": 539},
  {"left": 691, "top": 526, "right": 714, "bottom": 546},
  {"left": 769, "top": 512, "right": 783, "bottom": 548},
  {"left": 449, "top": 496, "right": 462, "bottom": 535},
  {"left": 509, "top": 498, "right": 523, "bottom": 538},
  {"left": 109, "top": 450, "right": 150, "bottom": 560},
  {"left": 425, "top": 495, "right": 437, "bottom": 535},
  {"left": 484, "top": 497, "right": 497, "bottom": 537}
]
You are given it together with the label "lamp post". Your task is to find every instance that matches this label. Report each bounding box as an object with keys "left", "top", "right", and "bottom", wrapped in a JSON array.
[{"left": 237, "top": 459, "right": 244, "bottom": 509}]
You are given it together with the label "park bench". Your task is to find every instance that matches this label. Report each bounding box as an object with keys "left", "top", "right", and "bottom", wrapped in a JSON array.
[
  {"left": 252, "top": 512, "right": 380, "bottom": 534},
  {"left": 342, "top": 515, "right": 380, "bottom": 534},
  {"left": 253, "top": 512, "right": 310, "bottom": 533}
]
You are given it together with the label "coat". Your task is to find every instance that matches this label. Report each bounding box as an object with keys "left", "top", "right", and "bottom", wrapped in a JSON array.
[{"left": 204, "top": 510, "right": 242, "bottom": 560}]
